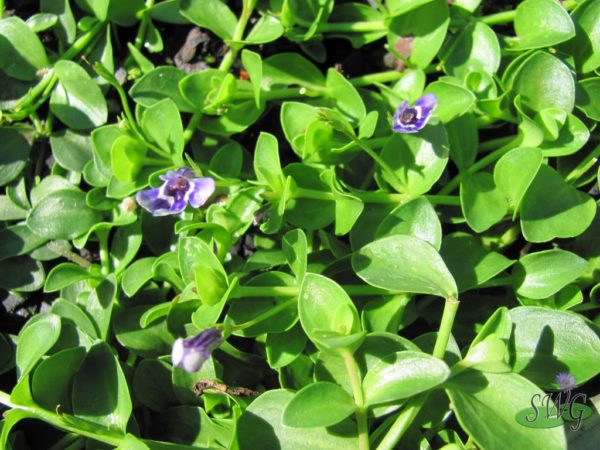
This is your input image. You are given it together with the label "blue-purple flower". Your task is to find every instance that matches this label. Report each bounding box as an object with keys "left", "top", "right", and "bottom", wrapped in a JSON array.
[
  {"left": 392, "top": 93, "right": 438, "bottom": 133},
  {"left": 172, "top": 328, "right": 223, "bottom": 373},
  {"left": 555, "top": 372, "right": 576, "bottom": 392},
  {"left": 136, "top": 168, "right": 215, "bottom": 216}
]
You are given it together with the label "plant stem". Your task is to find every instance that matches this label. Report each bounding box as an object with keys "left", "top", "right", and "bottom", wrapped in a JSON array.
[
  {"left": 219, "top": 0, "right": 255, "bottom": 72},
  {"left": 230, "top": 298, "right": 297, "bottom": 331},
  {"left": 432, "top": 295, "right": 460, "bottom": 359},
  {"left": 354, "top": 138, "right": 405, "bottom": 190},
  {"left": 183, "top": 113, "right": 202, "bottom": 144},
  {"left": 375, "top": 395, "right": 427, "bottom": 450},
  {"left": 376, "top": 295, "right": 459, "bottom": 449},
  {"left": 480, "top": 0, "right": 578, "bottom": 25},
  {"left": 342, "top": 349, "right": 370, "bottom": 450},
  {"left": 134, "top": 0, "right": 155, "bottom": 50},
  {"left": 46, "top": 241, "right": 92, "bottom": 269},
  {"left": 438, "top": 140, "right": 517, "bottom": 195},
  {"left": 350, "top": 71, "right": 404, "bottom": 87},
  {"left": 230, "top": 284, "right": 397, "bottom": 299},
  {"left": 565, "top": 143, "right": 600, "bottom": 184},
  {"left": 317, "top": 20, "right": 386, "bottom": 33},
  {"left": 288, "top": 187, "right": 460, "bottom": 206},
  {"left": 0, "top": 0, "right": 4, "bottom": 19}
]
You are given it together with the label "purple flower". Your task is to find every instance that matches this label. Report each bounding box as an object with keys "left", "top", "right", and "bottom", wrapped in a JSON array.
[
  {"left": 555, "top": 372, "right": 576, "bottom": 392},
  {"left": 136, "top": 168, "right": 215, "bottom": 216},
  {"left": 171, "top": 328, "right": 223, "bottom": 373},
  {"left": 392, "top": 93, "right": 438, "bottom": 133}
]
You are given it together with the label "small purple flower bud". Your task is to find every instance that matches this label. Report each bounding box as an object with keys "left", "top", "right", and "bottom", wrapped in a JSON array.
[
  {"left": 136, "top": 168, "right": 215, "bottom": 216},
  {"left": 171, "top": 328, "right": 223, "bottom": 373},
  {"left": 555, "top": 372, "right": 576, "bottom": 392},
  {"left": 392, "top": 93, "right": 438, "bottom": 133}
]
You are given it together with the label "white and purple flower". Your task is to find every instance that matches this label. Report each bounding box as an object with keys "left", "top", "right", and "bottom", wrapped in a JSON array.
[
  {"left": 392, "top": 93, "right": 438, "bottom": 133},
  {"left": 555, "top": 372, "right": 576, "bottom": 392},
  {"left": 172, "top": 328, "right": 223, "bottom": 373},
  {"left": 135, "top": 168, "right": 215, "bottom": 216}
]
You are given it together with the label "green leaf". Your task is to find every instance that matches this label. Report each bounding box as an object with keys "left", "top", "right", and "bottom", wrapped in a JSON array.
[
  {"left": 380, "top": 124, "right": 449, "bottom": 196},
  {"left": 27, "top": 189, "right": 102, "bottom": 240},
  {"left": 16, "top": 313, "right": 61, "bottom": 379},
  {"left": 511, "top": 51, "right": 575, "bottom": 113},
  {"left": 114, "top": 305, "right": 172, "bottom": 358},
  {"left": 41, "top": 0, "right": 77, "bottom": 45},
  {"left": 0, "top": 16, "right": 49, "bottom": 80},
  {"left": 0, "top": 127, "right": 31, "bottom": 186},
  {"left": 44, "top": 263, "right": 102, "bottom": 292},
  {"left": 508, "top": 307, "right": 600, "bottom": 388},
  {"left": 241, "top": 49, "right": 263, "bottom": 107},
  {"left": 333, "top": 190, "right": 364, "bottom": 236},
  {"left": 283, "top": 382, "right": 356, "bottom": 428},
  {"left": 50, "top": 129, "right": 94, "bottom": 173},
  {"left": 446, "top": 370, "right": 567, "bottom": 450},
  {"left": 50, "top": 60, "right": 108, "bottom": 129},
  {"left": 441, "top": 22, "right": 500, "bottom": 78},
  {"left": 493, "top": 147, "right": 542, "bottom": 214},
  {"left": 243, "top": 15, "right": 284, "bottom": 44},
  {"left": 359, "top": 111, "right": 379, "bottom": 139},
  {"left": 120, "top": 257, "right": 156, "bottom": 298},
  {"left": 0, "top": 256, "right": 45, "bottom": 292},
  {"left": 0, "top": 224, "right": 47, "bottom": 261},
  {"left": 375, "top": 197, "right": 442, "bottom": 250},
  {"left": 262, "top": 53, "right": 326, "bottom": 90},
  {"left": 446, "top": 113, "right": 478, "bottom": 170},
  {"left": 460, "top": 172, "right": 508, "bottom": 233},
  {"left": 424, "top": 80, "right": 476, "bottom": 122},
  {"left": 31, "top": 347, "right": 86, "bottom": 411},
  {"left": 227, "top": 272, "right": 297, "bottom": 337},
  {"left": 352, "top": 234, "right": 457, "bottom": 298},
  {"left": 298, "top": 273, "right": 362, "bottom": 350},
  {"left": 129, "top": 66, "right": 194, "bottom": 112},
  {"left": 110, "top": 221, "right": 142, "bottom": 275},
  {"left": 72, "top": 341, "right": 132, "bottom": 432},
  {"left": 254, "top": 132, "right": 284, "bottom": 192},
  {"left": 461, "top": 335, "right": 511, "bottom": 373},
  {"left": 576, "top": 78, "right": 600, "bottom": 120},
  {"left": 178, "top": 237, "right": 228, "bottom": 305},
  {"left": 567, "top": 0, "right": 600, "bottom": 73},
  {"left": 50, "top": 299, "right": 99, "bottom": 338},
  {"left": 237, "top": 390, "right": 358, "bottom": 449},
  {"left": 179, "top": 0, "right": 237, "bottom": 40},
  {"left": 441, "top": 232, "right": 514, "bottom": 293},
  {"left": 74, "top": 0, "right": 109, "bottom": 21},
  {"left": 512, "top": 249, "right": 587, "bottom": 300},
  {"left": 266, "top": 324, "right": 307, "bottom": 369},
  {"left": 520, "top": 165, "right": 597, "bottom": 242},
  {"left": 282, "top": 229, "right": 307, "bottom": 282},
  {"left": 110, "top": 135, "right": 148, "bottom": 182},
  {"left": 513, "top": 0, "right": 575, "bottom": 50},
  {"left": 326, "top": 68, "right": 366, "bottom": 122},
  {"left": 387, "top": 0, "right": 449, "bottom": 69},
  {"left": 141, "top": 98, "right": 184, "bottom": 157},
  {"left": 363, "top": 351, "right": 450, "bottom": 407}
]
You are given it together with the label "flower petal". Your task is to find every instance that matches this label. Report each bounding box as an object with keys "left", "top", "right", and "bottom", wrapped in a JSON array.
[
  {"left": 414, "top": 93, "right": 438, "bottom": 115},
  {"left": 188, "top": 177, "right": 216, "bottom": 208},
  {"left": 136, "top": 187, "right": 175, "bottom": 216}
]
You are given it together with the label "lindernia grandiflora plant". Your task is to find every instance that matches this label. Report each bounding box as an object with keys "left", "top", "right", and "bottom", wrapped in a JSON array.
[
  {"left": 135, "top": 167, "right": 215, "bottom": 216},
  {"left": 171, "top": 328, "right": 223, "bottom": 373},
  {"left": 392, "top": 93, "right": 438, "bottom": 133}
]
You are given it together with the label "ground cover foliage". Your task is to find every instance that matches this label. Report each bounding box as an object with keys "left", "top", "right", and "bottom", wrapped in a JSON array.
[{"left": 1, "top": 0, "right": 600, "bottom": 449}]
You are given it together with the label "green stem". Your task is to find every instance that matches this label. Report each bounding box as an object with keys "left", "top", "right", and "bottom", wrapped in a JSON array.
[
  {"left": 342, "top": 349, "right": 370, "bottom": 450},
  {"left": 316, "top": 20, "right": 386, "bottom": 33},
  {"left": 375, "top": 395, "right": 428, "bottom": 450},
  {"left": 480, "top": 0, "right": 578, "bottom": 25},
  {"left": 350, "top": 71, "right": 404, "bottom": 87},
  {"left": 376, "top": 295, "right": 459, "bottom": 449},
  {"left": 565, "top": 143, "right": 600, "bottom": 184},
  {"left": 219, "top": 0, "right": 255, "bottom": 72},
  {"left": 432, "top": 295, "right": 460, "bottom": 359},
  {"left": 134, "top": 0, "right": 155, "bottom": 50},
  {"left": 438, "top": 140, "right": 517, "bottom": 195},
  {"left": 183, "top": 113, "right": 201, "bottom": 144},
  {"left": 230, "top": 284, "right": 397, "bottom": 299},
  {"left": 354, "top": 139, "right": 405, "bottom": 190},
  {"left": 229, "top": 298, "right": 297, "bottom": 331},
  {"left": 478, "top": 135, "right": 515, "bottom": 152},
  {"left": 0, "top": 0, "right": 4, "bottom": 19},
  {"left": 46, "top": 241, "right": 92, "bottom": 269},
  {"left": 288, "top": 187, "right": 460, "bottom": 206}
]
